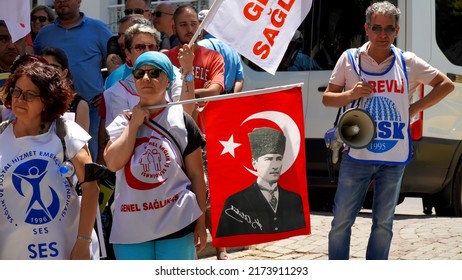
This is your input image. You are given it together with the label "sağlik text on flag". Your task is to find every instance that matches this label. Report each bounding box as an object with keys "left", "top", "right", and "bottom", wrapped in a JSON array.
[
  {"left": 199, "top": 0, "right": 313, "bottom": 74},
  {"left": 203, "top": 84, "right": 311, "bottom": 247}
]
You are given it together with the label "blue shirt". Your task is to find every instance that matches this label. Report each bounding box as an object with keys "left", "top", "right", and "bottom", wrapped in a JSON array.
[
  {"left": 288, "top": 51, "right": 322, "bottom": 71},
  {"left": 198, "top": 35, "right": 244, "bottom": 93},
  {"left": 34, "top": 13, "right": 112, "bottom": 101},
  {"left": 105, "top": 63, "right": 132, "bottom": 90}
]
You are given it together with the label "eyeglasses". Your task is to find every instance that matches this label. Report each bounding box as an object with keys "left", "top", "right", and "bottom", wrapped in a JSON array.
[
  {"left": 153, "top": 11, "right": 173, "bottom": 17},
  {"left": 131, "top": 43, "right": 158, "bottom": 52},
  {"left": 369, "top": 24, "right": 396, "bottom": 35},
  {"left": 10, "top": 87, "right": 41, "bottom": 102},
  {"left": 124, "top": 8, "right": 150, "bottom": 16},
  {"left": 31, "top": 15, "right": 49, "bottom": 23},
  {"left": 133, "top": 68, "right": 162, "bottom": 80}
]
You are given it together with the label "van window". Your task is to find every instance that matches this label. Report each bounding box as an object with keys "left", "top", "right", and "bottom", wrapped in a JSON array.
[
  {"left": 243, "top": 0, "right": 397, "bottom": 72},
  {"left": 435, "top": 0, "right": 462, "bottom": 66}
]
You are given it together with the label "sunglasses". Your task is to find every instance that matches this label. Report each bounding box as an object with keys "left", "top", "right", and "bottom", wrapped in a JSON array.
[
  {"left": 10, "top": 87, "right": 41, "bottom": 102},
  {"left": 31, "top": 15, "right": 49, "bottom": 23},
  {"left": 124, "top": 8, "right": 150, "bottom": 16},
  {"left": 369, "top": 24, "right": 396, "bottom": 35},
  {"left": 133, "top": 68, "right": 162, "bottom": 80},
  {"left": 153, "top": 11, "right": 173, "bottom": 17},
  {"left": 131, "top": 43, "right": 158, "bottom": 52}
]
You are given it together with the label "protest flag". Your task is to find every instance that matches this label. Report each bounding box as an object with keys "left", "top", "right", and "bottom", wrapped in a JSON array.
[
  {"left": 0, "top": 0, "right": 30, "bottom": 43},
  {"left": 195, "top": 0, "right": 313, "bottom": 74},
  {"left": 203, "top": 84, "right": 310, "bottom": 247}
]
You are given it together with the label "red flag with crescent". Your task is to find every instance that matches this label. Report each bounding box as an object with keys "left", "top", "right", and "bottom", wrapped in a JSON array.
[{"left": 203, "top": 85, "right": 310, "bottom": 247}]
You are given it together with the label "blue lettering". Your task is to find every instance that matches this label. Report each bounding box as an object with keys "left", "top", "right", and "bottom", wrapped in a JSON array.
[
  {"left": 393, "top": 122, "right": 405, "bottom": 139},
  {"left": 377, "top": 122, "right": 392, "bottom": 138},
  {"left": 28, "top": 244, "right": 38, "bottom": 259},
  {"left": 49, "top": 242, "right": 59, "bottom": 257},
  {"left": 27, "top": 242, "right": 59, "bottom": 259},
  {"left": 376, "top": 121, "right": 406, "bottom": 139},
  {"left": 37, "top": 243, "right": 48, "bottom": 258}
]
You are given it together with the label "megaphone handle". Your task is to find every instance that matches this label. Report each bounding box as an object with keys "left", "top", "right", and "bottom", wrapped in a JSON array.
[
  {"left": 327, "top": 149, "right": 335, "bottom": 183},
  {"left": 355, "top": 97, "right": 362, "bottom": 109}
]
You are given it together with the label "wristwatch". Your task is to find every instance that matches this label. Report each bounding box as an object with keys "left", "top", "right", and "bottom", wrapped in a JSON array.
[{"left": 182, "top": 72, "right": 194, "bottom": 82}]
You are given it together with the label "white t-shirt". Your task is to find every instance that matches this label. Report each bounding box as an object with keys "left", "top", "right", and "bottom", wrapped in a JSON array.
[
  {"left": 106, "top": 105, "right": 202, "bottom": 244},
  {"left": 0, "top": 119, "right": 99, "bottom": 259}
]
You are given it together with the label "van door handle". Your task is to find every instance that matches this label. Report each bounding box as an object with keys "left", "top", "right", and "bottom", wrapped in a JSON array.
[
  {"left": 318, "top": 86, "right": 327, "bottom": 92},
  {"left": 447, "top": 73, "right": 462, "bottom": 83}
]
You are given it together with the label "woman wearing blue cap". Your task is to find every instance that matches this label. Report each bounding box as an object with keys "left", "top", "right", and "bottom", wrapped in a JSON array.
[{"left": 104, "top": 51, "right": 207, "bottom": 260}]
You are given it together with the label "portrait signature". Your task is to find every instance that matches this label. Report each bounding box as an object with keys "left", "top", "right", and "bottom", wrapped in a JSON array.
[{"left": 224, "top": 205, "right": 262, "bottom": 231}]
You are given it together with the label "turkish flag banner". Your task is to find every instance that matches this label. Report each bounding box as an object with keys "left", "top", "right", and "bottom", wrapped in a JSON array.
[{"left": 203, "top": 86, "right": 310, "bottom": 247}]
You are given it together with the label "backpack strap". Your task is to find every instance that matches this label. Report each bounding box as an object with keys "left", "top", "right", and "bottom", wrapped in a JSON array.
[
  {"left": 55, "top": 117, "right": 68, "bottom": 160},
  {"left": 0, "top": 119, "right": 13, "bottom": 134}
]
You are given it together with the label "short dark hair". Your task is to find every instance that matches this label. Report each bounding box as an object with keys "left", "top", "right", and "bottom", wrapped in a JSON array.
[
  {"left": 3, "top": 61, "right": 75, "bottom": 122},
  {"left": 40, "top": 47, "right": 69, "bottom": 70},
  {"left": 10, "top": 54, "right": 48, "bottom": 74},
  {"left": 173, "top": 4, "right": 198, "bottom": 24},
  {"left": 125, "top": 0, "right": 152, "bottom": 7}
]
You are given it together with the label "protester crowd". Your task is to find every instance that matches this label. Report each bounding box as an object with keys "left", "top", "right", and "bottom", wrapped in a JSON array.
[{"left": 0, "top": 0, "right": 453, "bottom": 261}]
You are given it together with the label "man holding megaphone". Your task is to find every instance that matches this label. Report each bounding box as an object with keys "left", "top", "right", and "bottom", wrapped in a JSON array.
[{"left": 322, "top": 1, "right": 454, "bottom": 260}]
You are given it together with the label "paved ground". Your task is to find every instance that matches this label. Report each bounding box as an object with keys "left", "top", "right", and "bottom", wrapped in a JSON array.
[{"left": 198, "top": 211, "right": 462, "bottom": 260}]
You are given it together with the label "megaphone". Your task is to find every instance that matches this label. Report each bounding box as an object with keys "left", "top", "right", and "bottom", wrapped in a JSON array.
[{"left": 324, "top": 108, "right": 376, "bottom": 164}]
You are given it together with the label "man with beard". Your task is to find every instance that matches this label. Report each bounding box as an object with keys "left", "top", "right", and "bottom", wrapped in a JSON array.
[
  {"left": 34, "top": 0, "right": 112, "bottom": 160},
  {"left": 165, "top": 4, "right": 224, "bottom": 106}
]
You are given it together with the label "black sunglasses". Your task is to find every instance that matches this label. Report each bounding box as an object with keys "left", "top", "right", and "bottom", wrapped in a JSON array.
[
  {"left": 153, "top": 11, "right": 173, "bottom": 17},
  {"left": 369, "top": 24, "right": 396, "bottom": 35},
  {"left": 124, "top": 8, "right": 149, "bottom": 16},
  {"left": 31, "top": 15, "right": 48, "bottom": 23},
  {"left": 133, "top": 68, "right": 162, "bottom": 80}
]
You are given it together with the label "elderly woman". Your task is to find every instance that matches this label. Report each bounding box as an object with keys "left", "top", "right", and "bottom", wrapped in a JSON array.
[
  {"left": 104, "top": 51, "right": 207, "bottom": 260},
  {"left": 0, "top": 61, "right": 100, "bottom": 259}
]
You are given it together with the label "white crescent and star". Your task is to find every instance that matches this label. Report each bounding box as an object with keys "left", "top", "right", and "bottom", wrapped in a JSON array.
[{"left": 219, "top": 111, "right": 301, "bottom": 176}]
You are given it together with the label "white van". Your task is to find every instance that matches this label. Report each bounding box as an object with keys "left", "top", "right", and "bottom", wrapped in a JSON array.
[{"left": 241, "top": 0, "right": 462, "bottom": 216}]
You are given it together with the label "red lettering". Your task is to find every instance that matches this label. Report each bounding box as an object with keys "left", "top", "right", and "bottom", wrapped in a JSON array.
[
  {"left": 377, "top": 80, "right": 385, "bottom": 93},
  {"left": 243, "top": 2, "right": 264, "bottom": 21},
  {"left": 398, "top": 79, "right": 404, "bottom": 93},
  {"left": 278, "top": 0, "right": 295, "bottom": 11},
  {"left": 120, "top": 203, "right": 140, "bottom": 212},
  {"left": 262, "top": 27, "right": 279, "bottom": 47},
  {"left": 386, "top": 80, "right": 394, "bottom": 92},
  {"left": 369, "top": 79, "right": 405, "bottom": 94},
  {"left": 253, "top": 41, "right": 271, "bottom": 59},
  {"left": 271, "top": 9, "right": 287, "bottom": 28}
]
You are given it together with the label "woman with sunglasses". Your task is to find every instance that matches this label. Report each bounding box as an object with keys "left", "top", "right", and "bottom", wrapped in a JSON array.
[
  {"left": 30, "top": 5, "right": 55, "bottom": 42},
  {"left": 104, "top": 51, "right": 207, "bottom": 260},
  {"left": 0, "top": 61, "right": 100, "bottom": 259}
]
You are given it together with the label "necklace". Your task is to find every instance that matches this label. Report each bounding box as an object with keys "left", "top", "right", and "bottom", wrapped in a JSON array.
[{"left": 38, "top": 123, "right": 46, "bottom": 134}]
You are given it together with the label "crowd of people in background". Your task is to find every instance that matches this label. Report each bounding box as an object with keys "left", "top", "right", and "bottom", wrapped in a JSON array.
[{"left": 2, "top": 0, "right": 448, "bottom": 262}]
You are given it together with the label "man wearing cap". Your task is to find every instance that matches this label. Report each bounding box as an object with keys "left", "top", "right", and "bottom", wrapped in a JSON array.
[{"left": 216, "top": 127, "right": 306, "bottom": 237}]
